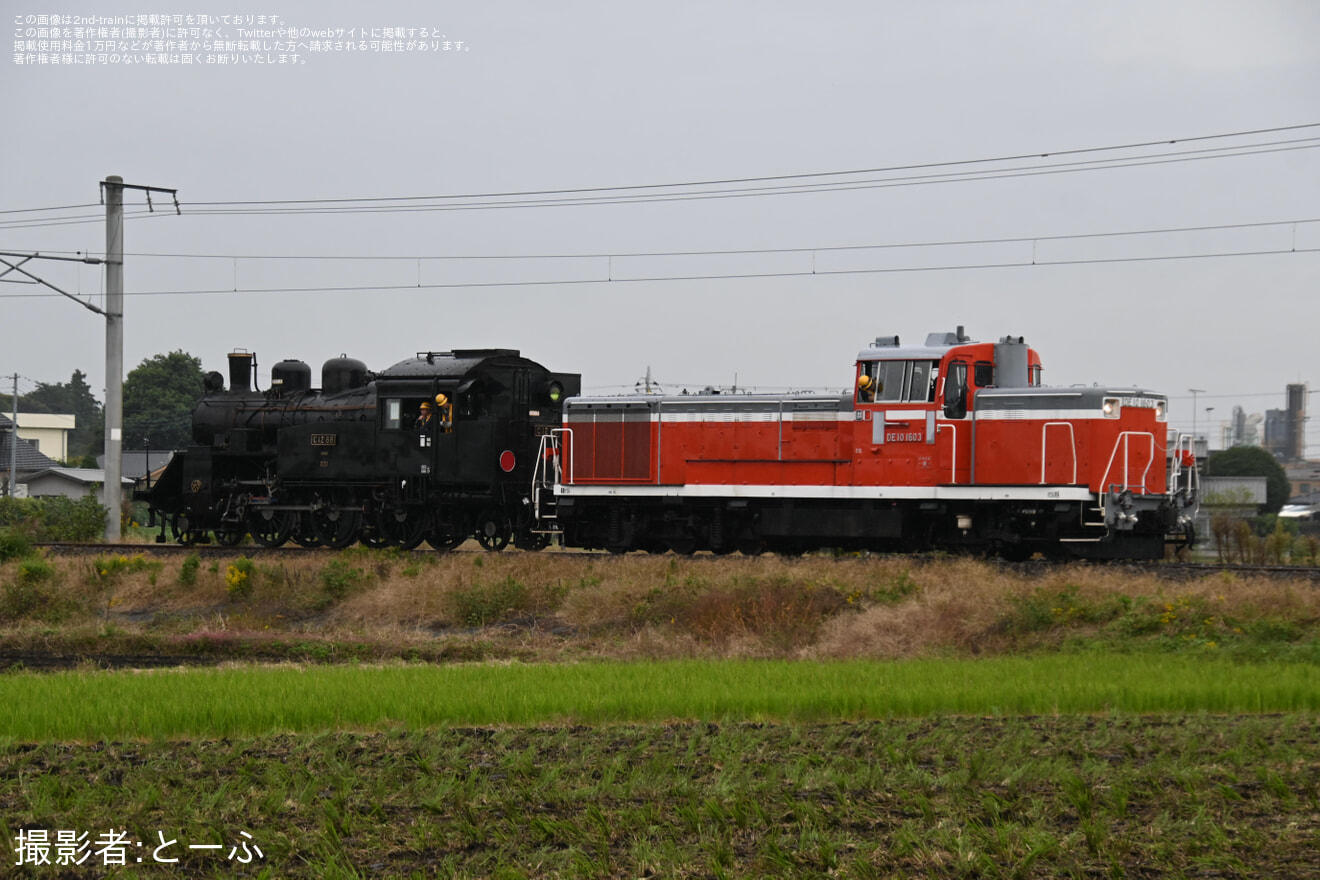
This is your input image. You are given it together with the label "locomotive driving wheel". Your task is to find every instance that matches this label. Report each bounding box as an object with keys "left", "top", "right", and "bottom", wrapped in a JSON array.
[
  {"left": 247, "top": 508, "right": 294, "bottom": 548},
  {"left": 291, "top": 512, "right": 323, "bottom": 548},
  {"left": 310, "top": 498, "right": 362, "bottom": 550},
  {"left": 378, "top": 506, "right": 429, "bottom": 550},
  {"left": 475, "top": 510, "right": 511, "bottom": 552},
  {"left": 215, "top": 525, "right": 247, "bottom": 546},
  {"left": 169, "top": 514, "right": 208, "bottom": 546}
]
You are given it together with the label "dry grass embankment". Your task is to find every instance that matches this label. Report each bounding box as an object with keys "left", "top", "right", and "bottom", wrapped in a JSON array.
[{"left": 3, "top": 547, "right": 1319, "bottom": 665}]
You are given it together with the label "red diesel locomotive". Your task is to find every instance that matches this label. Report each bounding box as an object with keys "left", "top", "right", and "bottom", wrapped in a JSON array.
[{"left": 544, "top": 328, "right": 1198, "bottom": 559}]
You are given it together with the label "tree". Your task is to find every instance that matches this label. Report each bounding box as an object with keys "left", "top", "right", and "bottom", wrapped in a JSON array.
[
  {"left": 123, "top": 351, "right": 205, "bottom": 450},
  {"left": 1206, "top": 446, "right": 1290, "bottom": 515},
  {"left": 24, "top": 369, "right": 104, "bottom": 463}
]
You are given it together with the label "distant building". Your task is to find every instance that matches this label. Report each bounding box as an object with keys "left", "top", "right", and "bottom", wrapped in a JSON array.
[
  {"left": 10, "top": 413, "right": 76, "bottom": 461},
  {"left": 19, "top": 467, "right": 133, "bottom": 506},
  {"left": 1280, "top": 491, "right": 1320, "bottom": 522},
  {"left": 0, "top": 413, "right": 60, "bottom": 495},
  {"left": 1285, "top": 461, "right": 1320, "bottom": 500},
  {"left": 1196, "top": 475, "right": 1268, "bottom": 548},
  {"left": 1264, "top": 385, "right": 1308, "bottom": 462}
]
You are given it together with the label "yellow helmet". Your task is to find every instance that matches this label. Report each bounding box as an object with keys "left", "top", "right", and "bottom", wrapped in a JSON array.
[
  {"left": 858, "top": 375, "right": 872, "bottom": 389},
  {"left": 420, "top": 401, "right": 432, "bottom": 410},
  {"left": 435, "top": 393, "right": 449, "bottom": 407}
]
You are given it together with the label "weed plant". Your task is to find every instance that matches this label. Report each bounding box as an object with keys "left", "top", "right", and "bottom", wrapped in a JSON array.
[{"left": 3, "top": 552, "right": 1320, "bottom": 664}]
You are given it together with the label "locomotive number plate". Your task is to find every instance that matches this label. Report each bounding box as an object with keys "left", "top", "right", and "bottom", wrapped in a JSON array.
[{"left": 311, "top": 433, "right": 338, "bottom": 446}]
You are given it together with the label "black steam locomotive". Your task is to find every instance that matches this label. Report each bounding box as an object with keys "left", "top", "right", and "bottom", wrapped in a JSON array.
[{"left": 138, "top": 349, "right": 580, "bottom": 549}]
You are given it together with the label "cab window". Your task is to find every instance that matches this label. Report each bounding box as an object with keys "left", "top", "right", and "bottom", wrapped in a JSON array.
[
  {"left": 857, "top": 360, "right": 940, "bottom": 403},
  {"left": 383, "top": 399, "right": 403, "bottom": 430}
]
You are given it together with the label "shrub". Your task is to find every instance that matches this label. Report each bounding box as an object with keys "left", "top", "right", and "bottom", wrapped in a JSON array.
[
  {"left": 2, "top": 557, "right": 69, "bottom": 621},
  {"left": 178, "top": 553, "right": 201, "bottom": 586},
  {"left": 18, "top": 556, "right": 55, "bottom": 584},
  {"left": 321, "top": 558, "right": 366, "bottom": 603},
  {"left": 453, "top": 576, "right": 529, "bottom": 626},
  {"left": 91, "top": 553, "right": 162, "bottom": 583},
  {"left": 0, "top": 495, "right": 106, "bottom": 541},
  {"left": 226, "top": 557, "right": 256, "bottom": 601},
  {"left": 0, "top": 528, "right": 33, "bottom": 563}
]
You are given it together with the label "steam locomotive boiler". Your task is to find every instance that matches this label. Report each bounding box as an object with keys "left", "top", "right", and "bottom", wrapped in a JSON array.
[{"left": 138, "top": 349, "right": 581, "bottom": 549}]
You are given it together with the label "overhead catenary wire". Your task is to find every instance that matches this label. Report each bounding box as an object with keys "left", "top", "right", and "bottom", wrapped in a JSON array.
[
  {"left": 1, "top": 123, "right": 1317, "bottom": 231},
  {"left": 1, "top": 244, "right": 1317, "bottom": 302},
  {"left": 173, "top": 123, "right": 1320, "bottom": 208},
  {"left": 9, "top": 217, "right": 1317, "bottom": 263}
]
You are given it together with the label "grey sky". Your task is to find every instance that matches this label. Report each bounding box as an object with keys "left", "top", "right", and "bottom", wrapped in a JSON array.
[{"left": 3, "top": 0, "right": 1318, "bottom": 450}]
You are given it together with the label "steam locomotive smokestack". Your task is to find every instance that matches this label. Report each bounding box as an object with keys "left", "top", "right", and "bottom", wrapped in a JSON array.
[{"left": 228, "top": 351, "right": 254, "bottom": 393}]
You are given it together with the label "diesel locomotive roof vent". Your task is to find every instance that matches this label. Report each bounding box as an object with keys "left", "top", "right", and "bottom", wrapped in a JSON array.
[
  {"left": 994, "top": 336, "right": 1030, "bottom": 389},
  {"left": 871, "top": 335, "right": 900, "bottom": 347}
]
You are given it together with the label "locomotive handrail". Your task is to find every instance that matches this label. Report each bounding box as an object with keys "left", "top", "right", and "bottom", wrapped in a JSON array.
[
  {"left": 936, "top": 422, "right": 958, "bottom": 484},
  {"left": 531, "top": 429, "right": 572, "bottom": 525},
  {"left": 1168, "top": 432, "right": 1199, "bottom": 496},
  {"left": 1100, "top": 431, "right": 1155, "bottom": 495},
  {"left": 1039, "top": 422, "right": 1077, "bottom": 485}
]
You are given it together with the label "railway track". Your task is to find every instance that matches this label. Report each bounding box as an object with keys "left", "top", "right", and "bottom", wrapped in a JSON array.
[{"left": 31, "top": 542, "right": 1320, "bottom": 579}]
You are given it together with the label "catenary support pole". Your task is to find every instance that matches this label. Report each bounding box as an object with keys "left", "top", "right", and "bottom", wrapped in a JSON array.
[
  {"left": 7, "top": 374, "right": 17, "bottom": 496},
  {"left": 104, "top": 175, "right": 124, "bottom": 541}
]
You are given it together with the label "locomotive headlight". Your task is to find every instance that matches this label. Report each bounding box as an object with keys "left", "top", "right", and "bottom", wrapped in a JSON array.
[
  {"left": 1102, "top": 397, "right": 1120, "bottom": 418},
  {"left": 1155, "top": 401, "right": 1167, "bottom": 422},
  {"left": 549, "top": 382, "right": 564, "bottom": 403}
]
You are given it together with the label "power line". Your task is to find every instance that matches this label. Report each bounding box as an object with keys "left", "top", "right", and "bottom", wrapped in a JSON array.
[
  {"left": 1, "top": 244, "right": 1316, "bottom": 302},
  {"left": 180, "top": 122, "right": 1320, "bottom": 207},
  {"left": 2, "top": 124, "right": 1317, "bottom": 230},
  {"left": 175, "top": 141, "right": 1320, "bottom": 217},
  {"left": 13, "top": 217, "right": 1316, "bottom": 263}
]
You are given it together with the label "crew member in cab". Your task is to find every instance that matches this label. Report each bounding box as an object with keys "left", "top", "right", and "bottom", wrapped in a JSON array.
[{"left": 435, "top": 393, "right": 453, "bottom": 433}]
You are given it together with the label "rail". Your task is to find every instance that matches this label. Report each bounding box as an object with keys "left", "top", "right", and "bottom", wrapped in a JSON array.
[
  {"left": 1100, "top": 431, "right": 1155, "bottom": 494},
  {"left": 1039, "top": 422, "right": 1077, "bottom": 485}
]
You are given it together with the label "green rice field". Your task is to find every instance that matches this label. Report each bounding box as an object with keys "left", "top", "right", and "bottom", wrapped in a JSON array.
[{"left": 2, "top": 656, "right": 1319, "bottom": 741}]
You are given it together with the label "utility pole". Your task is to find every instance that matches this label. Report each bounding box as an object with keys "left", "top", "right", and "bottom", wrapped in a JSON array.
[
  {"left": 103, "top": 176, "right": 124, "bottom": 540},
  {"left": 7, "top": 374, "right": 16, "bottom": 497},
  {"left": 1188, "top": 388, "right": 1205, "bottom": 453},
  {"left": 1, "top": 177, "right": 177, "bottom": 535},
  {"left": 99, "top": 175, "right": 178, "bottom": 542}
]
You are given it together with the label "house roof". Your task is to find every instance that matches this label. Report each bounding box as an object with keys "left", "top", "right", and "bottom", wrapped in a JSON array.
[
  {"left": 20, "top": 467, "right": 133, "bottom": 486},
  {"left": 100, "top": 450, "right": 175, "bottom": 480},
  {"left": 0, "top": 414, "right": 60, "bottom": 474}
]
